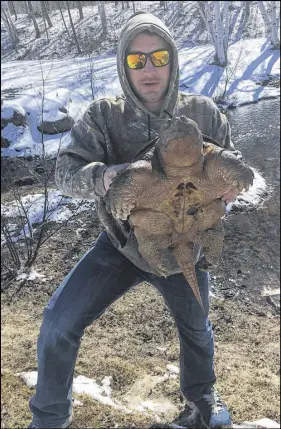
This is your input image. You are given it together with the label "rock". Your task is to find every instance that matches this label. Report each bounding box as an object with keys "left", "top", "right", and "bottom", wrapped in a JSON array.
[
  {"left": 13, "top": 176, "right": 36, "bottom": 186},
  {"left": 75, "top": 228, "right": 89, "bottom": 239},
  {"left": 37, "top": 110, "right": 74, "bottom": 135},
  {"left": 58, "top": 106, "right": 68, "bottom": 113},
  {"left": 35, "top": 165, "right": 45, "bottom": 174},
  {"left": 1, "top": 103, "right": 27, "bottom": 128},
  {"left": 1, "top": 136, "right": 10, "bottom": 148}
]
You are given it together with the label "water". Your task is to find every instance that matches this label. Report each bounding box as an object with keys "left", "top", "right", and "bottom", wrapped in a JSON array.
[{"left": 226, "top": 98, "right": 280, "bottom": 186}]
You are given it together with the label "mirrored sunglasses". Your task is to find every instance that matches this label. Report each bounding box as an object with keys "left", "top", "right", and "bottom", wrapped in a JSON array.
[{"left": 126, "top": 49, "right": 170, "bottom": 69}]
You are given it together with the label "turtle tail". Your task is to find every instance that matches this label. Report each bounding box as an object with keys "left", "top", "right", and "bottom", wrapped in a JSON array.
[{"left": 170, "top": 244, "right": 205, "bottom": 314}]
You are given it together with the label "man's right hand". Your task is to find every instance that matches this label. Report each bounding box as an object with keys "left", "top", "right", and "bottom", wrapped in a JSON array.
[{"left": 103, "top": 163, "right": 130, "bottom": 193}]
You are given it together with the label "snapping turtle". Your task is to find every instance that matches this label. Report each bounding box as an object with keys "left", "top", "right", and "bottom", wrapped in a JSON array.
[{"left": 104, "top": 116, "right": 254, "bottom": 311}]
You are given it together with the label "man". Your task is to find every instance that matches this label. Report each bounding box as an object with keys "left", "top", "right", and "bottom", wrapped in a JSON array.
[{"left": 28, "top": 11, "right": 239, "bottom": 429}]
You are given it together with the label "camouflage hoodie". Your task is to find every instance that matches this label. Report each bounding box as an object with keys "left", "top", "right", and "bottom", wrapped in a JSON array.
[{"left": 55, "top": 11, "right": 239, "bottom": 274}]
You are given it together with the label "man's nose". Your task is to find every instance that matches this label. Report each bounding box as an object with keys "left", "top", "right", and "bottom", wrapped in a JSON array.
[{"left": 143, "top": 57, "right": 156, "bottom": 72}]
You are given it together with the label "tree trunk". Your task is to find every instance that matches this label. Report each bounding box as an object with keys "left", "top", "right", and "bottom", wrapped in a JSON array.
[
  {"left": 40, "top": 2, "right": 49, "bottom": 41},
  {"left": 132, "top": 1, "right": 136, "bottom": 14},
  {"left": 76, "top": 1, "right": 83, "bottom": 20},
  {"left": 98, "top": 2, "right": 108, "bottom": 36},
  {"left": 40, "top": 1, "right": 52, "bottom": 27},
  {"left": 222, "top": 0, "right": 229, "bottom": 53},
  {"left": 197, "top": 1, "right": 216, "bottom": 46},
  {"left": 271, "top": 1, "right": 280, "bottom": 48},
  {"left": 10, "top": 1, "right": 17, "bottom": 21},
  {"left": 7, "top": 1, "right": 14, "bottom": 18},
  {"left": 24, "top": 1, "right": 29, "bottom": 15},
  {"left": 257, "top": 0, "right": 272, "bottom": 37},
  {"left": 214, "top": 1, "right": 227, "bottom": 66},
  {"left": 177, "top": 0, "right": 181, "bottom": 17},
  {"left": 27, "top": 1, "right": 40, "bottom": 38},
  {"left": 66, "top": 0, "right": 81, "bottom": 53},
  {"left": 1, "top": 1, "right": 19, "bottom": 48},
  {"left": 58, "top": 1, "right": 70, "bottom": 35}
]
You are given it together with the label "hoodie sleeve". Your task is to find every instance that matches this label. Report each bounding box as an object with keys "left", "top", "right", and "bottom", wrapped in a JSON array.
[
  {"left": 210, "top": 98, "right": 242, "bottom": 159},
  {"left": 55, "top": 104, "right": 109, "bottom": 200}
]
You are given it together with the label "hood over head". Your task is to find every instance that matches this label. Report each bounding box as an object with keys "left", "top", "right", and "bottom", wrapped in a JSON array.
[{"left": 117, "top": 11, "right": 179, "bottom": 117}]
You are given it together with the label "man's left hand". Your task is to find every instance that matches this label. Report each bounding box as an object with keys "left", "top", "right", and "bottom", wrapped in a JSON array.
[{"left": 221, "top": 189, "right": 239, "bottom": 204}]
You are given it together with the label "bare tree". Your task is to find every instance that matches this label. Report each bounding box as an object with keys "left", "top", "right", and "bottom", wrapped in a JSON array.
[
  {"left": 258, "top": 1, "right": 280, "bottom": 49},
  {"left": 58, "top": 1, "right": 70, "bottom": 35},
  {"left": 40, "top": 1, "right": 49, "bottom": 41},
  {"left": 1, "top": 64, "right": 87, "bottom": 293},
  {"left": 27, "top": 0, "right": 40, "bottom": 39},
  {"left": 222, "top": 0, "right": 229, "bottom": 53},
  {"left": 1, "top": 1, "right": 19, "bottom": 50},
  {"left": 8, "top": 1, "right": 17, "bottom": 21},
  {"left": 214, "top": 1, "right": 227, "bottom": 66},
  {"left": 177, "top": 0, "right": 182, "bottom": 17},
  {"left": 214, "top": 41, "right": 245, "bottom": 106},
  {"left": 270, "top": 1, "right": 280, "bottom": 48},
  {"left": 197, "top": 1, "right": 229, "bottom": 66},
  {"left": 98, "top": 3, "right": 108, "bottom": 37},
  {"left": 197, "top": 1, "right": 216, "bottom": 46},
  {"left": 24, "top": 1, "right": 29, "bottom": 15},
  {"left": 40, "top": 1, "right": 53, "bottom": 28},
  {"left": 66, "top": 0, "right": 82, "bottom": 54},
  {"left": 121, "top": 1, "right": 129, "bottom": 9},
  {"left": 258, "top": 1, "right": 272, "bottom": 37},
  {"left": 76, "top": 1, "right": 84, "bottom": 20}
]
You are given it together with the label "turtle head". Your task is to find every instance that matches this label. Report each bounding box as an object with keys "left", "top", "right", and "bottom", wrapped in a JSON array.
[{"left": 157, "top": 116, "right": 203, "bottom": 167}]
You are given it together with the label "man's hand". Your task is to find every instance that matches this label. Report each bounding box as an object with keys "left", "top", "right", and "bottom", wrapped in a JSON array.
[
  {"left": 103, "top": 163, "right": 130, "bottom": 193},
  {"left": 221, "top": 188, "right": 239, "bottom": 204}
]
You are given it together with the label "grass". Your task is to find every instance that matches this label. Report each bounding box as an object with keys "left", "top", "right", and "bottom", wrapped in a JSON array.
[{"left": 1, "top": 284, "right": 280, "bottom": 428}]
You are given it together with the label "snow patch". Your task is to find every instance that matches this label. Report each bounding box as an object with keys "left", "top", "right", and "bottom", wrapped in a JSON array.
[
  {"left": 166, "top": 364, "right": 180, "bottom": 375},
  {"left": 16, "top": 269, "right": 46, "bottom": 282},
  {"left": 227, "top": 168, "right": 267, "bottom": 212},
  {"left": 17, "top": 370, "right": 177, "bottom": 418},
  {"left": 1, "top": 103, "right": 26, "bottom": 119},
  {"left": 233, "top": 418, "right": 280, "bottom": 428},
  {"left": 38, "top": 109, "right": 68, "bottom": 123},
  {"left": 1, "top": 190, "right": 94, "bottom": 244},
  {"left": 1, "top": 122, "right": 26, "bottom": 143}
]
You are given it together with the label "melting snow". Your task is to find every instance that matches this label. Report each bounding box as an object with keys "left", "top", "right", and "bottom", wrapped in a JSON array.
[
  {"left": 226, "top": 168, "right": 267, "bottom": 212},
  {"left": 16, "top": 269, "right": 46, "bottom": 282},
  {"left": 166, "top": 364, "right": 180, "bottom": 375},
  {"left": 16, "top": 370, "right": 281, "bottom": 427},
  {"left": 1, "top": 190, "right": 94, "bottom": 245}
]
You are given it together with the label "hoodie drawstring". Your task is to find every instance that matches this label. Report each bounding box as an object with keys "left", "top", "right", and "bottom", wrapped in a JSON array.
[
  {"left": 147, "top": 110, "right": 173, "bottom": 142},
  {"left": 163, "top": 109, "right": 173, "bottom": 119},
  {"left": 147, "top": 114, "right": 151, "bottom": 141}
]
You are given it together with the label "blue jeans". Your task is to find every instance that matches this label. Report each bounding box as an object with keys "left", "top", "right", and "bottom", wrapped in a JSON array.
[{"left": 29, "top": 232, "right": 216, "bottom": 428}]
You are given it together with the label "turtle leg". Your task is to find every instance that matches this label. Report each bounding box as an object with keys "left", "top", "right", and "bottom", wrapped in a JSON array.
[
  {"left": 136, "top": 232, "right": 173, "bottom": 276},
  {"left": 198, "top": 220, "right": 225, "bottom": 271},
  {"left": 170, "top": 243, "right": 205, "bottom": 313},
  {"left": 130, "top": 210, "right": 173, "bottom": 276}
]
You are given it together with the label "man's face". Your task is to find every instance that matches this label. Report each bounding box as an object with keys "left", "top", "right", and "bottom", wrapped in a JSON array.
[{"left": 125, "top": 33, "right": 171, "bottom": 109}]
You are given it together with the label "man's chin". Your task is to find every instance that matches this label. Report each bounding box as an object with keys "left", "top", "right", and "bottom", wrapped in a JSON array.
[{"left": 139, "top": 92, "right": 164, "bottom": 103}]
